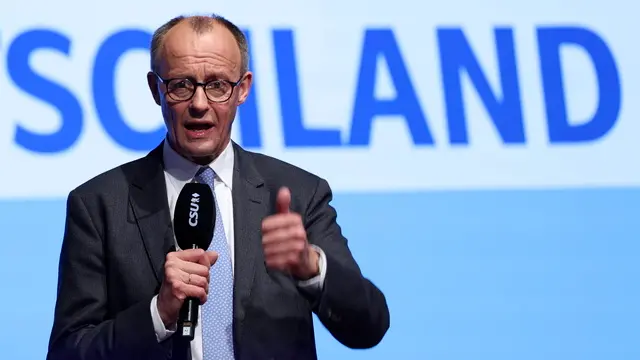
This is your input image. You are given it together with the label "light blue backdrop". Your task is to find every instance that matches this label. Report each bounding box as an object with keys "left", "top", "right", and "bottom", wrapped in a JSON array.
[{"left": 2, "top": 189, "right": 639, "bottom": 359}]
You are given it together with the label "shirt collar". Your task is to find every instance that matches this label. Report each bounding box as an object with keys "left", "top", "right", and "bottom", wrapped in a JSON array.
[{"left": 162, "top": 138, "right": 234, "bottom": 190}]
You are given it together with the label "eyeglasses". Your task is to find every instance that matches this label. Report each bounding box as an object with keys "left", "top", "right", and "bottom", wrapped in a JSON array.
[{"left": 154, "top": 73, "right": 243, "bottom": 103}]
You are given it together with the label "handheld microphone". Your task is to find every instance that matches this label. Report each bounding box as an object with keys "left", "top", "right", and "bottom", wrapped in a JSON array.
[{"left": 173, "top": 181, "right": 215, "bottom": 341}]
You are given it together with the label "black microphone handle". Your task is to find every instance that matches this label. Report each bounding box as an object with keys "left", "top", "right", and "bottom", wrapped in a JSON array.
[
  {"left": 177, "top": 244, "right": 201, "bottom": 341},
  {"left": 177, "top": 297, "right": 200, "bottom": 340}
]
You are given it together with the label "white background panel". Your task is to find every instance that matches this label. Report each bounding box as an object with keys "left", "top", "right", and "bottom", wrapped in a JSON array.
[{"left": 0, "top": 0, "right": 636, "bottom": 198}]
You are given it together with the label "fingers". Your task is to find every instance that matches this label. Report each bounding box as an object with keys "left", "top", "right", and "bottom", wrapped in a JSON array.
[
  {"left": 193, "top": 251, "right": 218, "bottom": 268},
  {"left": 276, "top": 187, "right": 291, "bottom": 214},
  {"left": 164, "top": 249, "right": 216, "bottom": 304},
  {"left": 164, "top": 266, "right": 208, "bottom": 302},
  {"left": 265, "top": 252, "right": 302, "bottom": 271},
  {"left": 261, "top": 213, "right": 302, "bottom": 233},
  {"left": 172, "top": 248, "right": 209, "bottom": 262},
  {"left": 166, "top": 254, "right": 210, "bottom": 278},
  {"left": 263, "top": 238, "right": 305, "bottom": 256},
  {"left": 262, "top": 227, "right": 307, "bottom": 247},
  {"left": 181, "top": 272, "right": 209, "bottom": 292},
  {"left": 158, "top": 249, "right": 216, "bottom": 323},
  {"left": 176, "top": 283, "right": 208, "bottom": 303},
  {"left": 205, "top": 251, "right": 219, "bottom": 267},
  {"left": 167, "top": 248, "right": 217, "bottom": 271},
  {"left": 263, "top": 225, "right": 307, "bottom": 273},
  {"left": 261, "top": 191, "right": 310, "bottom": 275}
]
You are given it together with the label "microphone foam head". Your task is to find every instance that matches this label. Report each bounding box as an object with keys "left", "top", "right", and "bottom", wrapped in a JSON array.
[{"left": 173, "top": 182, "right": 215, "bottom": 250}]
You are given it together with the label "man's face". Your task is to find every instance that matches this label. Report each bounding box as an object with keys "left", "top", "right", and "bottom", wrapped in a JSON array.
[{"left": 147, "top": 21, "right": 252, "bottom": 164}]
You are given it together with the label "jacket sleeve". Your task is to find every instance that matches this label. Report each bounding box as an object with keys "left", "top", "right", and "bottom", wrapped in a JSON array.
[
  {"left": 303, "top": 178, "right": 390, "bottom": 349},
  {"left": 46, "top": 191, "right": 173, "bottom": 360}
]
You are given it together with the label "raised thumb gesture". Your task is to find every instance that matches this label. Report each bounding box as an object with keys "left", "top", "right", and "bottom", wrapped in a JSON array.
[{"left": 261, "top": 186, "right": 319, "bottom": 280}]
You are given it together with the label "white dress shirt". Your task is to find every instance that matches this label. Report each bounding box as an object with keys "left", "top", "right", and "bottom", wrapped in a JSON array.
[{"left": 149, "top": 139, "right": 327, "bottom": 360}]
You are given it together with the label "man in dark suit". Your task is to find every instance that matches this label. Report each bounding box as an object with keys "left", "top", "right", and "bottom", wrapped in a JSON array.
[{"left": 47, "top": 13, "right": 389, "bottom": 360}]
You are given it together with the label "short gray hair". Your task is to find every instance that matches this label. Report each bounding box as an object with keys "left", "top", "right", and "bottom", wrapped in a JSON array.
[{"left": 150, "top": 14, "right": 249, "bottom": 76}]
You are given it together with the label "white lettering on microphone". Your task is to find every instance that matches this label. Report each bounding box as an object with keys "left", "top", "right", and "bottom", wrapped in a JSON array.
[{"left": 189, "top": 192, "right": 200, "bottom": 227}]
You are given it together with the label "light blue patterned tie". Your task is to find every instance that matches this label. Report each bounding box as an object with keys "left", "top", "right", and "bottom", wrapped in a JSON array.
[{"left": 194, "top": 167, "right": 235, "bottom": 360}]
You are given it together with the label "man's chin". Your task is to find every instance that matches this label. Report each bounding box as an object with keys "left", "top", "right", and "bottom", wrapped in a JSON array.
[{"left": 181, "top": 144, "right": 220, "bottom": 164}]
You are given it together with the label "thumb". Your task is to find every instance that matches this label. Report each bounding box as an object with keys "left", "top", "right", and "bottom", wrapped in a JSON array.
[
  {"left": 276, "top": 187, "right": 291, "bottom": 214},
  {"left": 206, "top": 251, "right": 219, "bottom": 266}
]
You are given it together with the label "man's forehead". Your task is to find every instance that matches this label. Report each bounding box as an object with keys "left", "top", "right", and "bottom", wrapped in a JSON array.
[{"left": 162, "top": 21, "right": 241, "bottom": 63}]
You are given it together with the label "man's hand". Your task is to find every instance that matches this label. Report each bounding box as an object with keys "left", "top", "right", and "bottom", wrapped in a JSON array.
[
  {"left": 157, "top": 249, "right": 218, "bottom": 327},
  {"left": 262, "top": 187, "right": 319, "bottom": 280}
]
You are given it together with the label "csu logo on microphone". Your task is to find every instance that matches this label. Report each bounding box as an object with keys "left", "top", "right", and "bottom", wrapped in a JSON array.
[{"left": 189, "top": 192, "right": 200, "bottom": 227}]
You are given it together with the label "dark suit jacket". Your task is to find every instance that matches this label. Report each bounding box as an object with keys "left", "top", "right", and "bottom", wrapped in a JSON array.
[{"left": 46, "top": 141, "right": 390, "bottom": 360}]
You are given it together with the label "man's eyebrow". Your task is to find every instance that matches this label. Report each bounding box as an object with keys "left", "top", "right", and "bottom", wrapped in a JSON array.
[{"left": 166, "top": 71, "right": 233, "bottom": 81}]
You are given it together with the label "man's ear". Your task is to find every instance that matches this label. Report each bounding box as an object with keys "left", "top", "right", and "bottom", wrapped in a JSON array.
[
  {"left": 236, "top": 71, "right": 253, "bottom": 106},
  {"left": 147, "top": 71, "right": 161, "bottom": 105}
]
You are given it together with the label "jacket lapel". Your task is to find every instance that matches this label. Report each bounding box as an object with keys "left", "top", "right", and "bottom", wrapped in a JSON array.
[
  {"left": 231, "top": 142, "right": 270, "bottom": 345},
  {"left": 128, "top": 142, "right": 174, "bottom": 286}
]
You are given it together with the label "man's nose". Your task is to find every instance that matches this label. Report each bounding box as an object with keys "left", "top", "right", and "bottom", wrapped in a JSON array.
[{"left": 190, "top": 87, "right": 209, "bottom": 112}]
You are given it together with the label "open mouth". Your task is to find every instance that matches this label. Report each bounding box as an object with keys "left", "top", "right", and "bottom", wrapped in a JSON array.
[
  {"left": 185, "top": 122, "right": 214, "bottom": 131},
  {"left": 184, "top": 122, "right": 215, "bottom": 138}
]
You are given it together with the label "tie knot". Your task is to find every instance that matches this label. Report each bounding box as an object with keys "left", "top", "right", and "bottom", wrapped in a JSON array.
[{"left": 194, "top": 166, "right": 216, "bottom": 188}]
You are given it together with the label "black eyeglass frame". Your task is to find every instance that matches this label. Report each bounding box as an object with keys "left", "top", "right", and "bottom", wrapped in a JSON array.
[{"left": 154, "top": 72, "right": 244, "bottom": 103}]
